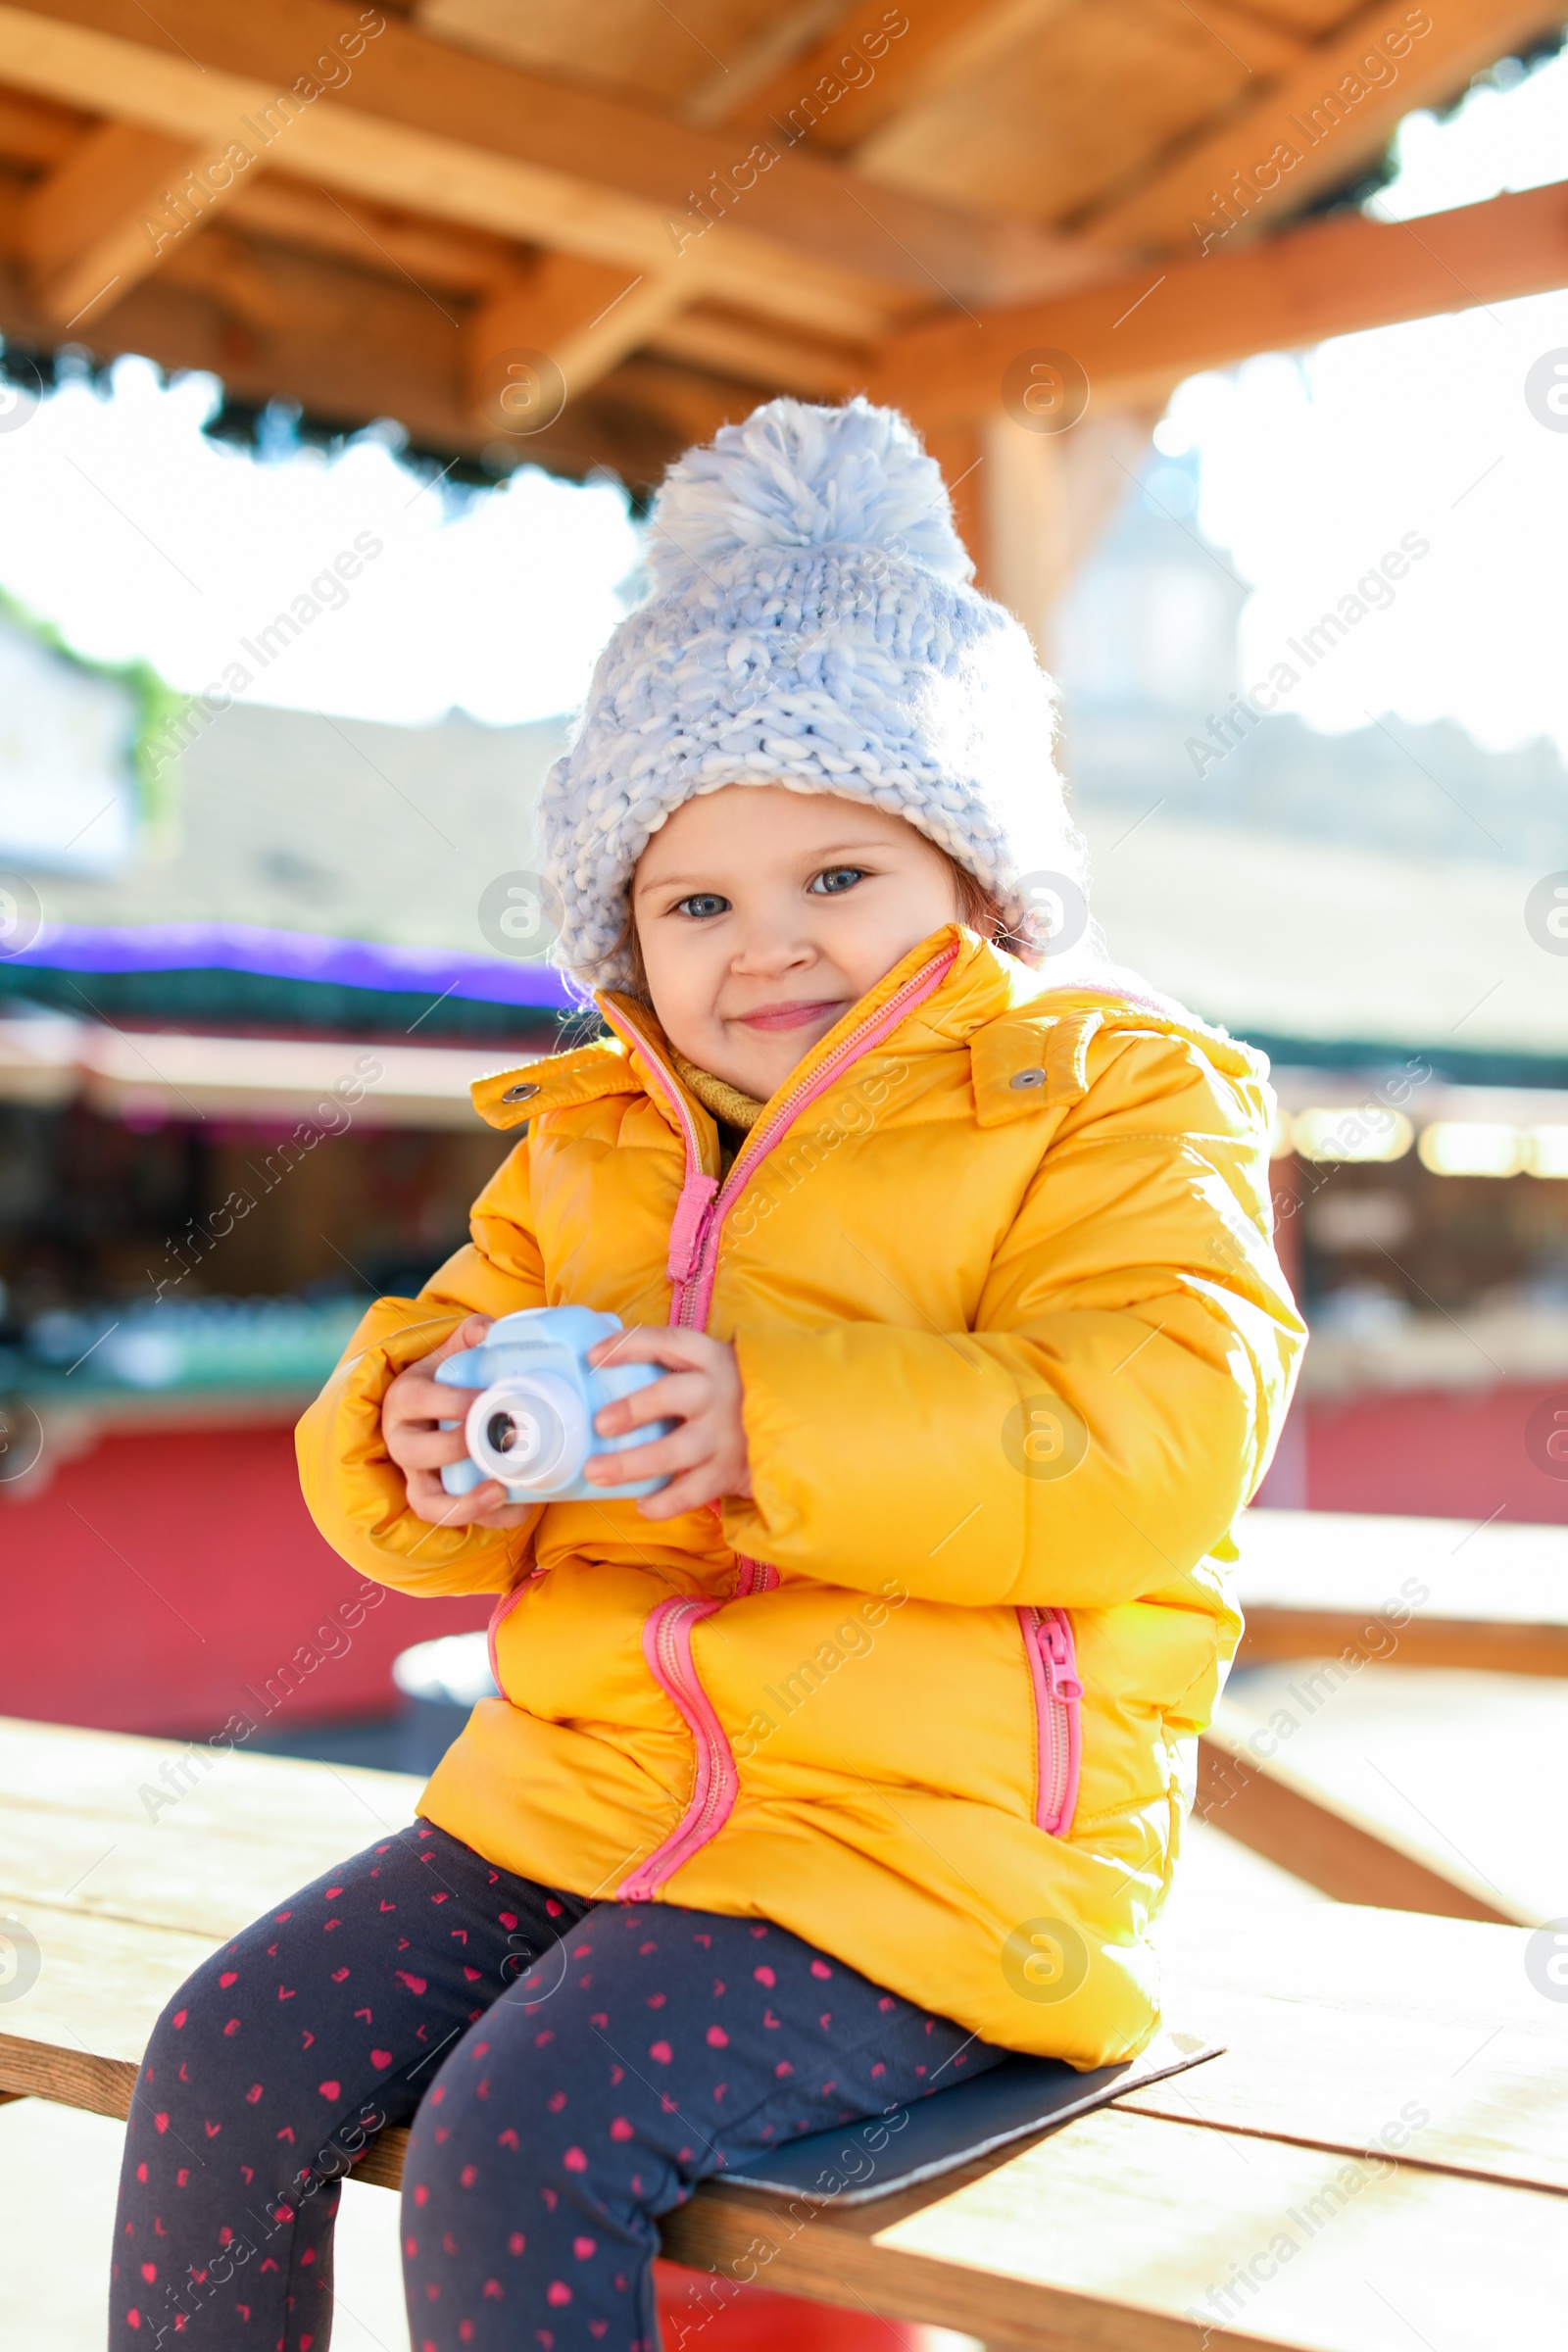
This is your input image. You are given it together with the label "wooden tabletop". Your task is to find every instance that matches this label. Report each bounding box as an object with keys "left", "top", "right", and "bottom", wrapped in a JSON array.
[
  {"left": 1235, "top": 1507, "right": 1568, "bottom": 1674},
  {"left": 2, "top": 1714, "right": 1565, "bottom": 2351}
]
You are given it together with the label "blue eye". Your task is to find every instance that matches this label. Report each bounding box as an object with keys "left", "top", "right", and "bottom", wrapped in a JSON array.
[
  {"left": 810, "top": 866, "right": 865, "bottom": 896},
  {"left": 674, "top": 892, "right": 730, "bottom": 919}
]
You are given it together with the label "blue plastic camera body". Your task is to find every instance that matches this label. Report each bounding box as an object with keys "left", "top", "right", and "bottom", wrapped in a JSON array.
[{"left": 435, "top": 1305, "right": 671, "bottom": 1503}]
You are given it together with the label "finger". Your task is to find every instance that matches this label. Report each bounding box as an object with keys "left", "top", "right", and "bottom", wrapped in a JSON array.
[
  {"left": 587, "top": 1324, "right": 713, "bottom": 1375},
  {"left": 405, "top": 1467, "right": 529, "bottom": 1528},
  {"left": 406, "top": 1465, "right": 496, "bottom": 1518},
  {"left": 465, "top": 1498, "right": 535, "bottom": 1530},
  {"left": 417, "top": 1313, "right": 494, "bottom": 1369},
  {"left": 594, "top": 1370, "right": 710, "bottom": 1438},
  {"left": 387, "top": 1424, "right": 473, "bottom": 1472},
  {"left": 387, "top": 1372, "right": 481, "bottom": 1429},
  {"left": 584, "top": 1420, "right": 712, "bottom": 1489},
  {"left": 637, "top": 1463, "right": 726, "bottom": 1521}
]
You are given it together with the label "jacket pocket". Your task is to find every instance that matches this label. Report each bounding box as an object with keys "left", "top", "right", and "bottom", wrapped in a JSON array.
[
  {"left": 617, "top": 1596, "right": 739, "bottom": 1901},
  {"left": 1018, "top": 1605, "right": 1083, "bottom": 1837}
]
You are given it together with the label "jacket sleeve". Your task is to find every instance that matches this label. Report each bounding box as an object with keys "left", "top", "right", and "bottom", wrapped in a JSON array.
[
  {"left": 295, "top": 1137, "right": 548, "bottom": 1596},
  {"left": 721, "top": 1029, "right": 1306, "bottom": 1611}
]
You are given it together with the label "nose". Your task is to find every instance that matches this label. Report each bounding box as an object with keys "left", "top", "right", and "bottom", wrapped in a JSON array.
[{"left": 728, "top": 918, "right": 815, "bottom": 979}]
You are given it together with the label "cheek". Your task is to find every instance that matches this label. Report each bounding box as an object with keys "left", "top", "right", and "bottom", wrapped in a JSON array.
[
  {"left": 638, "top": 923, "right": 728, "bottom": 1045},
  {"left": 835, "top": 868, "right": 962, "bottom": 985}
]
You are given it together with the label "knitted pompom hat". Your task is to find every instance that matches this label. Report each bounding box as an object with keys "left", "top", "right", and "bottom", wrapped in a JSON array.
[{"left": 537, "top": 395, "right": 1082, "bottom": 989}]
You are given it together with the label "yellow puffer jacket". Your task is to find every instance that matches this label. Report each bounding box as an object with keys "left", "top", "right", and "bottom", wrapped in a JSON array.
[{"left": 297, "top": 926, "right": 1303, "bottom": 2067}]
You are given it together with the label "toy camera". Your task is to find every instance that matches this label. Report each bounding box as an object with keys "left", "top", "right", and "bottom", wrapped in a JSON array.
[{"left": 436, "top": 1305, "right": 671, "bottom": 1503}]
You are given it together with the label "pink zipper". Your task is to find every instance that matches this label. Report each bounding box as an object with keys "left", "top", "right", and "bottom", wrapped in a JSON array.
[
  {"left": 618, "top": 1596, "right": 738, "bottom": 1902},
  {"left": 485, "top": 1559, "right": 552, "bottom": 1697},
  {"left": 486, "top": 1582, "right": 526, "bottom": 1697},
  {"left": 1019, "top": 1605, "right": 1082, "bottom": 1837},
  {"left": 605, "top": 943, "right": 959, "bottom": 1335},
  {"left": 600, "top": 943, "right": 958, "bottom": 1902}
]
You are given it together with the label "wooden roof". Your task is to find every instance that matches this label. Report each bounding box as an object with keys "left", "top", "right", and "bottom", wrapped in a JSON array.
[{"left": 0, "top": 0, "right": 1563, "bottom": 489}]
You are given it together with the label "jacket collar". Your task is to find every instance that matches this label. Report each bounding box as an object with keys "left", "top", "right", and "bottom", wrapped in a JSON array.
[
  {"left": 469, "top": 927, "right": 1256, "bottom": 1135},
  {"left": 471, "top": 924, "right": 983, "bottom": 1134}
]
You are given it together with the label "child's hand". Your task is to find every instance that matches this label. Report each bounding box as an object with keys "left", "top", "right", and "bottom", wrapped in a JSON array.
[
  {"left": 586, "top": 1327, "right": 752, "bottom": 1521},
  {"left": 381, "top": 1315, "right": 535, "bottom": 1530}
]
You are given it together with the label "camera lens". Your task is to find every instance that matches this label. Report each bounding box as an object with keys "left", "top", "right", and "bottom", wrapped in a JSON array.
[{"left": 466, "top": 1375, "right": 582, "bottom": 1489}]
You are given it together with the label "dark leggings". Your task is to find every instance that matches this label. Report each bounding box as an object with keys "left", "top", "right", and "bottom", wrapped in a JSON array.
[{"left": 110, "top": 1821, "right": 1002, "bottom": 2350}]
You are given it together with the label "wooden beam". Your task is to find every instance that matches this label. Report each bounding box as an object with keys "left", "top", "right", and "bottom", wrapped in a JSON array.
[
  {"left": 466, "top": 252, "right": 687, "bottom": 425},
  {"left": 0, "top": 0, "right": 1111, "bottom": 340},
  {"left": 873, "top": 178, "right": 1568, "bottom": 427},
  {"left": 158, "top": 220, "right": 318, "bottom": 334},
  {"left": 0, "top": 74, "right": 86, "bottom": 163},
  {"left": 646, "top": 303, "right": 871, "bottom": 399},
  {"left": 920, "top": 420, "right": 987, "bottom": 578},
  {"left": 22, "top": 118, "right": 234, "bottom": 326},
  {"left": 971, "top": 406, "right": 1159, "bottom": 657},
  {"left": 1079, "top": 0, "right": 1568, "bottom": 255},
  {"left": 0, "top": 229, "right": 757, "bottom": 488},
  {"left": 229, "top": 172, "right": 517, "bottom": 295}
]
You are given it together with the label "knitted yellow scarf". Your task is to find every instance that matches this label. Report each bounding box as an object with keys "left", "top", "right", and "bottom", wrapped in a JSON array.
[{"left": 672, "top": 1052, "right": 764, "bottom": 1172}]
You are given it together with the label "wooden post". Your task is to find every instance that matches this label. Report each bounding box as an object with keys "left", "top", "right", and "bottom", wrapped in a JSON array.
[{"left": 928, "top": 408, "right": 1162, "bottom": 664}]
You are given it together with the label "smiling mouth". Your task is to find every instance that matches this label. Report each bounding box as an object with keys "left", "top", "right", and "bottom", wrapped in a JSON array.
[{"left": 732, "top": 999, "right": 847, "bottom": 1034}]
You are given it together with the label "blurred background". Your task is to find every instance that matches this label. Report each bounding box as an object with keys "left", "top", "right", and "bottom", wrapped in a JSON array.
[{"left": 2, "top": 10, "right": 1568, "bottom": 2343}]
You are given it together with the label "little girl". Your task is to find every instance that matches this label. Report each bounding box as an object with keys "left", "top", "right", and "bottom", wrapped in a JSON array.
[{"left": 111, "top": 397, "right": 1303, "bottom": 2351}]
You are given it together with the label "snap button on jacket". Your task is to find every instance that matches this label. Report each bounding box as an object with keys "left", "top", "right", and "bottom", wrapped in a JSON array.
[{"left": 297, "top": 927, "right": 1304, "bottom": 2068}]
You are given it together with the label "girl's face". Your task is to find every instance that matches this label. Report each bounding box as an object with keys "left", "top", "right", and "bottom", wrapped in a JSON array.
[{"left": 630, "top": 785, "right": 962, "bottom": 1101}]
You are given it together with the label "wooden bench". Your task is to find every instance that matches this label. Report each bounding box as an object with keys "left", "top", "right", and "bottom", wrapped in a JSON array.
[{"left": 2, "top": 1713, "right": 1565, "bottom": 2349}]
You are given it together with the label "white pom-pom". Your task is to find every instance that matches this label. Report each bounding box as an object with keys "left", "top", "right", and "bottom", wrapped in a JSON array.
[{"left": 644, "top": 396, "right": 972, "bottom": 594}]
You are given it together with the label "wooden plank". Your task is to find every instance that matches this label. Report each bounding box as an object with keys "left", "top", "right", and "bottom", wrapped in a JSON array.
[
  {"left": 1080, "top": 0, "right": 1568, "bottom": 253},
  {"left": 229, "top": 171, "right": 518, "bottom": 293},
  {"left": 1210, "top": 1663, "right": 1568, "bottom": 1928},
  {"left": 1195, "top": 1721, "right": 1520, "bottom": 1924},
  {"left": 11, "top": 1886, "right": 1567, "bottom": 2215},
  {"left": 0, "top": 1769, "right": 420, "bottom": 1941},
  {"left": 466, "top": 251, "right": 688, "bottom": 419},
  {"left": 874, "top": 178, "right": 1568, "bottom": 426},
  {"left": 0, "top": 0, "right": 1107, "bottom": 338},
  {"left": 1135, "top": 1906, "right": 1568, "bottom": 2193},
  {"left": 646, "top": 303, "right": 871, "bottom": 399},
  {"left": 1239, "top": 1609, "right": 1568, "bottom": 1673},
  {"left": 359, "top": 1909, "right": 1568, "bottom": 2201},
  {"left": 22, "top": 118, "right": 222, "bottom": 325},
  {"left": 0, "top": 1712, "right": 1562, "bottom": 2352},
  {"left": 1236, "top": 1505, "right": 1568, "bottom": 1671},
  {"left": 0, "top": 1895, "right": 208, "bottom": 2111},
  {"left": 0, "top": 73, "right": 87, "bottom": 161},
  {"left": 418, "top": 0, "right": 783, "bottom": 114},
  {"left": 173, "top": 2110, "right": 1568, "bottom": 2347},
  {"left": 851, "top": 0, "right": 1301, "bottom": 234},
  {"left": 717, "top": 0, "right": 1079, "bottom": 153},
  {"left": 0, "top": 1715, "right": 421, "bottom": 1939},
  {"left": 864, "top": 2107, "right": 1568, "bottom": 2352},
  {"left": 2, "top": 1716, "right": 1559, "bottom": 2202},
  {"left": 0, "top": 235, "right": 752, "bottom": 487}
]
